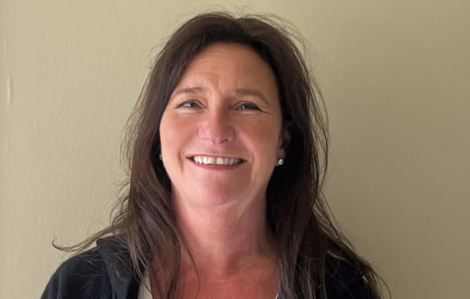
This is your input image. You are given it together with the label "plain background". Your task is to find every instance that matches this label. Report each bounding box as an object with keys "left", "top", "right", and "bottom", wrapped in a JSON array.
[{"left": 1, "top": 0, "right": 469, "bottom": 298}]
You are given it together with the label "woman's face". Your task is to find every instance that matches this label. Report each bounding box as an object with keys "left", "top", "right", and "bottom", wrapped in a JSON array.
[{"left": 160, "top": 42, "right": 288, "bottom": 209}]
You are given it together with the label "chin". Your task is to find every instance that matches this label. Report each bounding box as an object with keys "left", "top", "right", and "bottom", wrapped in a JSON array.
[{"left": 193, "top": 186, "right": 244, "bottom": 207}]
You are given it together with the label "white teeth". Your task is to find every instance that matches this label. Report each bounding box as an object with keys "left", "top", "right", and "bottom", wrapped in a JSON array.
[{"left": 192, "top": 156, "right": 241, "bottom": 165}]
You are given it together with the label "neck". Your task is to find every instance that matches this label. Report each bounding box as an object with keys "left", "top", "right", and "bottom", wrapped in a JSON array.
[{"left": 172, "top": 191, "right": 276, "bottom": 278}]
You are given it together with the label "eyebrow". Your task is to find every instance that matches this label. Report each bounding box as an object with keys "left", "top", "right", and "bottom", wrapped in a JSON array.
[
  {"left": 231, "top": 88, "right": 269, "bottom": 105},
  {"left": 172, "top": 87, "right": 270, "bottom": 105},
  {"left": 172, "top": 86, "right": 205, "bottom": 96}
]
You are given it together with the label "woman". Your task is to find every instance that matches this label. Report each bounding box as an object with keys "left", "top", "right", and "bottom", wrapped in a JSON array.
[{"left": 42, "top": 12, "right": 385, "bottom": 299}]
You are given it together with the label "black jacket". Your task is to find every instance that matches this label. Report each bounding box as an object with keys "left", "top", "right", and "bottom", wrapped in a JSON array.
[{"left": 41, "top": 238, "right": 374, "bottom": 299}]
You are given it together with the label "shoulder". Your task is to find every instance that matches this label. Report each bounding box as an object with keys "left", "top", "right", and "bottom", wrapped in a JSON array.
[
  {"left": 41, "top": 237, "right": 140, "bottom": 299},
  {"left": 41, "top": 244, "right": 112, "bottom": 299},
  {"left": 323, "top": 256, "right": 375, "bottom": 299}
]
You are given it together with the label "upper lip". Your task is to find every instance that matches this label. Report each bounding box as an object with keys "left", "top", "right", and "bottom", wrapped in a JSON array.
[{"left": 187, "top": 154, "right": 246, "bottom": 162}]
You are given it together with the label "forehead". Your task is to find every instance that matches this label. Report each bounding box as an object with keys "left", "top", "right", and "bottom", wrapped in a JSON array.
[{"left": 175, "top": 43, "right": 278, "bottom": 96}]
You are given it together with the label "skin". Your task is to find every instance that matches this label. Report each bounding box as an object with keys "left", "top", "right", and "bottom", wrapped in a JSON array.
[{"left": 158, "top": 42, "right": 289, "bottom": 298}]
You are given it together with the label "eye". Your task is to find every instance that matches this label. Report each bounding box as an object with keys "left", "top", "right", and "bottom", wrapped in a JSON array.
[
  {"left": 237, "top": 102, "right": 260, "bottom": 110},
  {"left": 177, "top": 100, "right": 199, "bottom": 109}
]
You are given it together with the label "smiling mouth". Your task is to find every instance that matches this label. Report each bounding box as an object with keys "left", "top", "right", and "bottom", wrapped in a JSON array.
[{"left": 191, "top": 156, "right": 244, "bottom": 165}]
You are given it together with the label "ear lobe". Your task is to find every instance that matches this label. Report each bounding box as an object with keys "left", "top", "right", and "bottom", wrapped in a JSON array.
[{"left": 278, "top": 122, "right": 292, "bottom": 159}]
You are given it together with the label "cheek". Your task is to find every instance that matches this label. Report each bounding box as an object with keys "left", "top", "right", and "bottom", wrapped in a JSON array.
[
  {"left": 159, "top": 114, "right": 191, "bottom": 164},
  {"left": 159, "top": 115, "right": 173, "bottom": 156},
  {"left": 244, "top": 122, "right": 281, "bottom": 160}
]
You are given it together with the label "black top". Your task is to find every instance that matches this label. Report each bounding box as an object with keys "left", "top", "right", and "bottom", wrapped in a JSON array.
[{"left": 41, "top": 238, "right": 374, "bottom": 299}]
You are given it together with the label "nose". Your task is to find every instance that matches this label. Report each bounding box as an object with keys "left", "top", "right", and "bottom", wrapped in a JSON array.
[{"left": 198, "top": 107, "right": 235, "bottom": 144}]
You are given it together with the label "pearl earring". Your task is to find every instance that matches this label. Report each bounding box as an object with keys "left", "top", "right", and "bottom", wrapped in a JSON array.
[
  {"left": 277, "top": 158, "right": 284, "bottom": 166},
  {"left": 159, "top": 154, "right": 162, "bottom": 161}
]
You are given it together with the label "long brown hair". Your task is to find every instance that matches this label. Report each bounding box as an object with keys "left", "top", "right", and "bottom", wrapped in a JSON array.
[{"left": 63, "top": 12, "right": 387, "bottom": 299}]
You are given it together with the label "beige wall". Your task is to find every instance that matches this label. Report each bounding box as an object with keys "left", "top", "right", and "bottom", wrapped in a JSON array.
[{"left": 1, "top": 1, "right": 469, "bottom": 298}]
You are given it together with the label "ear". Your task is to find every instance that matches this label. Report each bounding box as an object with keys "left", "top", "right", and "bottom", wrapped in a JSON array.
[{"left": 277, "top": 122, "right": 292, "bottom": 159}]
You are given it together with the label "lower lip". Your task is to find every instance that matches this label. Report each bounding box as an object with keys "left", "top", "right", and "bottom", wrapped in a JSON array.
[{"left": 188, "top": 158, "right": 244, "bottom": 170}]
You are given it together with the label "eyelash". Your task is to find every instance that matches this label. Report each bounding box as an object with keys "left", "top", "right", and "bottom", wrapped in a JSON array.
[
  {"left": 237, "top": 102, "right": 260, "bottom": 110},
  {"left": 176, "top": 100, "right": 260, "bottom": 111},
  {"left": 177, "top": 100, "right": 199, "bottom": 109}
]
